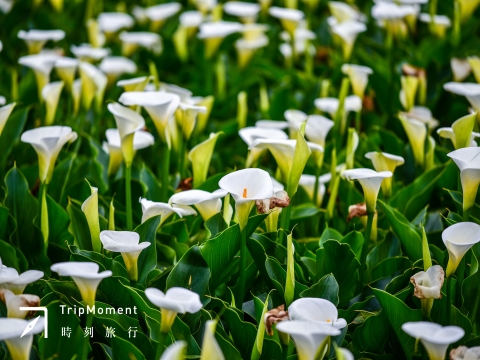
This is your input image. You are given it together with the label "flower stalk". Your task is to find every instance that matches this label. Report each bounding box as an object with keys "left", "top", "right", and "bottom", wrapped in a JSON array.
[{"left": 125, "top": 164, "right": 133, "bottom": 230}]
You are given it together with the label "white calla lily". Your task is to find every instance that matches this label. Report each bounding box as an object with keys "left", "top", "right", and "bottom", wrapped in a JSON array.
[
  {"left": 0, "top": 102, "right": 16, "bottom": 136},
  {"left": 341, "top": 64, "right": 373, "bottom": 99},
  {"left": 451, "top": 58, "right": 472, "bottom": 82},
  {"left": 219, "top": 168, "right": 274, "bottom": 229},
  {"left": 448, "top": 147, "right": 480, "bottom": 216},
  {"left": 458, "top": 0, "right": 480, "bottom": 22},
  {"left": 336, "top": 348, "right": 354, "bottom": 360},
  {"left": 305, "top": 115, "right": 334, "bottom": 147},
  {"left": 398, "top": 112, "right": 427, "bottom": 168},
  {"left": 119, "top": 91, "right": 181, "bottom": 143},
  {"left": 50, "top": 262, "right": 112, "bottom": 307},
  {"left": 0, "top": 317, "right": 45, "bottom": 360},
  {"left": 419, "top": 13, "right": 451, "bottom": 37},
  {"left": 224, "top": 1, "right": 260, "bottom": 23},
  {"left": 365, "top": 152, "right": 404, "bottom": 197},
  {"left": 117, "top": 76, "right": 152, "bottom": 92},
  {"left": 268, "top": 7, "right": 304, "bottom": 35},
  {"left": 140, "top": 198, "right": 197, "bottom": 225},
  {"left": 442, "top": 222, "right": 480, "bottom": 277},
  {"left": 119, "top": 31, "right": 162, "bottom": 56},
  {"left": 330, "top": 20, "right": 366, "bottom": 59},
  {"left": 169, "top": 189, "right": 227, "bottom": 221},
  {"left": 342, "top": 168, "right": 392, "bottom": 212},
  {"left": 0, "top": 289, "right": 40, "bottom": 318},
  {"left": 314, "top": 95, "right": 362, "bottom": 118},
  {"left": 284, "top": 109, "right": 307, "bottom": 136},
  {"left": 18, "top": 53, "right": 60, "bottom": 100},
  {"left": 18, "top": 29, "right": 65, "bottom": 54},
  {"left": 276, "top": 320, "right": 341, "bottom": 360},
  {"left": 328, "top": 1, "right": 362, "bottom": 23},
  {"left": 437, "top": 112, "right": 478, "bottom": 149},
  {"left": 180, "top": 10, "right": 203, "bottom": 29},
  {"left": 402, "top": 322, "right": 464, "bottom": 360},
  {"left": 146, "top": 3, "right": 182, "bottom": 31},
  {"left": 41, "top": 81, "right": 64, "bottom": 125},
  {"left": 71, "top": 44, "right": 110, "bottom": 62},
  {"left": 99, "top": 56, "right": 137, "bottom": 84},
  {"left": 198, "top": 21, "right": 244, "bottom": 58},
  {"left": 235, "top": 35, "right": 269, "bottom": 68},
  {"left": 79, "top": 62, "right": 108, "bottom": 111},
  {"left": 255, "top": 120, "right": 289, "bottom": 129},
  {"left": 299, "top": 173, "right": 331, "bottom": 206},
  {"left": 0, "top": 266, "right": 44, "bottom": 295},
  {"left": 240, "top": 126, "right": 288, "bottom": 167},
  {"left": 468, "top": 57, "right": 480, "bottom": 84},
  {"left": 55, "top": 57, "right": 78, "bottom": 91},
  {"left": 100, "top": 231, "right": 151, "bottom": 281},
  {"left": 406, "top": 106, "right": 439, "bottom": 130},
  {"left": 81, "top": 182, "right": 101, "bottom": 253},
  {"left": 0, "top": 0, "right": 13, "bottom": 14},
  {"left": 0, "top": 96, "right": 5, "bottom": 105},
  {"left": 21, "top": 126, "right": 77, "bottom": 183},
  {"left": 145, "top": 287, "right": 203, "bottom": 332},
  {"left": 161, "top": 341, "right": 187, "bottom": 360},
  {"left": 200, "top": 320, "right": 225, "bottom": 360},
  {"left": 178, "top": 102, "right": 207, "bottom": 140},
  {"left": 444, "top": 82, "right": 480, "bottom": 115},
  {"left": 289, "top": 297, "right": 347, "bottom": 329},
  {"left": 98, "top": 12, "right": 134, "bottom": 34}
]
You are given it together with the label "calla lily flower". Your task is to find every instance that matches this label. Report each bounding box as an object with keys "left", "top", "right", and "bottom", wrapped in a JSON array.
[
  {"left": 336, "top": 348, "right": 354, "bottom": 360},
  {"left": 100, "top": 231, "right": 150, "bottom": 281},
  {"left": 145, "top": 287, "right": 203, "bottom": 332},
  {"left": 117, "top": 76, "right": 152, "bottom": 92},
  {"left": 21, "top": 126, "right": 77, "bottom": 183},
  {"left": 240, "top": 127, "right": 288, "bottom": 167},
  {"left": 51, "top": 262, "right": 112, "bottom": 307},
  {"left": 468, "top": 57, "right": 480, "bottom": 84},
  {"left": 444, "top": 83, "right": 480, "bottom": 115},
  {"left": 328, "top": 1, "right": 363, "bottom": 22},
  {"left": 437, "top": 113, "right": 478, "bottom": 149},
  {"left": 450, "top": 346, "right": 480, "bottom": 360},
  {"left": 276, "top": 320, "right": 341, "bottom": 360},
  {"left": 79, "top": 62, "right": 108, "bottom": 111},
  {"left": 448, "top": 148, "right": 480, "bottom": 216},
  {"left": 218, "top": 168, "right": 274, "bottom": 229},
  {"left": 161, "top": 83, "right": 193, "bottom": 102},
  {"left": 146, "top": 3, "right": 182, "bottom": 31},
  {"left": 299, "top": 173, "right": 331, "bottom": 206},
  {"left": 41, "top": 81, "right": 63, "bottom": 125},
  {"left": 442, "top": 222, "right": 480, "bottom": 277},
  {"left": 284, "top": 109, "right": 307, "bottom": 136},
  {"left": 161, "top": 341, "right": 187, "bottom": 360},
  {"left": 18, "top": 29, "right": 65, "bottom": 54},
  {"left": 54, "top": 57, "right": 78, "bottom": 92},
  {"left": 410, "top": 265, "right": 444, "bottom": 317},
  {"left": 365, "top": 152, "right": 404, "bottom": 198},
  {"left": 235, "top": 35, "right": 269, "bottom": 68},
  {"left": 289, "top": 297, "right": 347, "bottom": 329},
  {"left": 314, "top": 95, "right": 362, "bottom": 118},
  {"left": 341, "top": 64, "right": 373, "bottom": 99},
  {"left": 0, "top": 289, "right": 40, "bottom": 318},
  {"left": 0, "top": 0, "right": 13, "bottom": 13},
  {"left": 103, "top": 128, "right": 154, "bottom": 175},
  {"left": 108, "top": 102, "right": 145, "bottom": 166},
  {"left": 99, "top": 56, "right": 137, "bottom": 84},
  {"left": 71, "top": 44, "right": 110, "bottom": 62},
  {"left": 98, "top": 12, "right": 134, "bottom": 35},
  {"left": 255, "top": 120, "right": 289, "bottom": 129},
  {"left": 249, "top": 139, "right": 321, "bottom": 184},
  {"left": 190, "top": 96, "right": 215, "bottom": 134},
  {"left": 169, "top": 189, "right": 227, "bottom": 221},
  {"left": 119, "top": 31, "right": 162, "bottom": 56},
  {"left": 224, "top": 2, "right": 260, "bottom": 23},
  {"left": 140, "top": 198, "right": 197, "bottom": 225},
  {"left": 81, "top": 182, "right": 101, "bottom": 252},
  {"left": 451, "top": 58, "right": 472, "bottom": 82},
  {"left": 119, "top": 91, "right": 181, "bottom": 143},
  {"left": 18, "top": 53, "right": 60, "bottom": 100},
  {"left": 188, "top": 132, "right": 222, "bottom": 187},
  {"left": 406, "top": 106, "right": 439, "bottom": 130},
  {"left": 200, "top": 320, "right": 225, "bottom": 360},
  {"left": 269, "top": 7, "right": 304, "bottom": 35},
  {"left": 179, "top": 10, "right": 203, "bottom": 30},
  {"left": 86, "top": 18, "right": 106, "bottom": 48},
  {"left": 400, "top": 75, "right": 419, "bottom": 111},
  {"left": 342, "top": 168, "right": 392, "bottom": 212},
  {"left": 419, "top": 13, "right": 451, "bottom": 38},
  {"left": 371, "top": 2, "right": 416, "bottom": 37},
  {"left": 0, "top": 266, "right": 44, "bottom": 295},
  {"left": 0, "top": 102, "right": 16, "bottom": 136},
  {"left": 0, "top": 317, "right": 45, "bottom": 360},
  {"left": 458, "top": 0, "right": 480, "bottom": 22},
  {"left": 398, "top": 112, "right": 427, "bottom": 168},
  {"left": 177, "top": 102, "right": 207, "bottom": 140},
  {"left": 330, "top": 20, "right": 366, "bottom": 59},
  {"left": 198, "top": 21, "right": 244, "bottom": 58},
  {"left": 402, "top": 322, "right": 464, "bottom": 360},
  {"left": 305, "top": 115, "right": 334, "bottom": 148}
]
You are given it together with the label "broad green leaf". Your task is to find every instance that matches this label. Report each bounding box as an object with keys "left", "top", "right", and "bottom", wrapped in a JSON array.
[
  {"left": 67, "top": 198, "right": 93, "bottom": 251},
  {"left": 300, "top": 273, "right": 340, "bottom": 306},
  {"left": 319, "top": 227, "right": 343, "bottom": 247},
  {"left": 352, "top": 310, "right": 390, "bottom": 354},
  {"left": 290, "top": 203, "right": 321, "bottom": 222},
  {"left": 287, "top": 122, "right": 312, "bottom": 196},
  {"left": 0, "top": 107, "right": 28, "bottom": 178},
  {"left": 135, "top": 215, "right": 161, "bottom": 285},
  {"left": 365, "top": 257, "right": 412, "bottom": 285},
  {"left": 340, "top": 231, "right": 364, "bottom": 260}
]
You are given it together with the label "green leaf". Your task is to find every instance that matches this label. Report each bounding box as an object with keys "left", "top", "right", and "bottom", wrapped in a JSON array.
[
  {"left": 340, "top": 231, "right": 364, "bottom": 260},
  {"left": 316, "top": 240, "right": 360, "bottom": 307},
  {"left": 67, "top": 198, "right": 93, "bottom": 251},
  {"left": 135, "top": 215, "right": 161, "bottom": 285},
  {"left": 265, "top": 256, "right": 307, "bottom": 302},
  {"left": 204, "top": 212, "right": 228, "bottom": 239},
  {"left": 300, "top": 273, "right": 340, "bottom": 306},
  {"left": 290, "top": 204, "right": 320, "bottom": 222},
  {"left": 0, "top": 239, "right": 28, "bottom": 272},
  {"left": 378, "top": 200, "right": 423, "bottom": 261},
  {"left": 372, "top": 288, "right": 423, "bottom": 360},
  {"left": 223, "top": 306, "right": 257, "bottom": 360},
  {"left": 366, "top": 257, "right": 412, "bottom": 285},
  {"left": 287, "top": 122, "right": 312, "bottom": 196},
  {"left": 251, "top": 292, "right": 271, "bottom": 360},
  {"left": 319, "top": 227, "right": 343, "bottom": 247},
  {"left": 0, "top": 107, "right": 28, "bottom": 174},
  {"left": 47, "top": 195, "right": 73, "bottom": 249},
  {"left": 352, "top": 310, "right": 390, "bottom": 354}
]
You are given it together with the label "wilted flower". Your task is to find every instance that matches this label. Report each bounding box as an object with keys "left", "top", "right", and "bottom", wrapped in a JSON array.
[
  {"left": 402, "top": 322, "right": 464, "bottom": 360},
  {"left": 264, "top": 304, "right": 289, "bottom": 336},
  {"left": 411, "top": 265, "right": 444, "bottom": 299},
  {"left": 0, "top": 289, "right": 40, "bottom": 318},
  {"left": 50, "top": 262, "right": 112, "bottom": 307},
  {"left": 255, "top": 190, "right": 290, "bottom": 214}
]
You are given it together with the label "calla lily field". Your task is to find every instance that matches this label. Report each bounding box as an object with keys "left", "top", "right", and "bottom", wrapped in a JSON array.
[{"left": 0, "top": 0, "right": 480, "bottom": 359}]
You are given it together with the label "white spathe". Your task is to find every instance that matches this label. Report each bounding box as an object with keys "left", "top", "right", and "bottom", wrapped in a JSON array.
[
  {"left": 18, "top": 29, "right": 65, "bottom": 54},
  {"left": 0, "top": 289, "right": 40, "bottom": 318},
  {"left": 305, "top": 115, "right": 335, "bottom": 147},
  {"left": 328, "top": 1, "right": 362, "bottom": 23},
  {"left": 410, "top": 265, "right": 444, "bottom": 299},
  {"left": 98, "top": 12, "right": 134, "bottom": 33},
  {"left": 444, "top": 83, "right": 480, "bottom": 113},
  {"left": 448, "top": 147, "right": 480, "bottom": 213},
  {"left": 451, "top": 58, "right": 472, "bottom": 82},
  {"left": 0, "top": 103, "right": 16, "bottom": 136},
  {"left": 299, "top": 173, "right": 331, "bottom": 206},
  {"left": 169, "top": 189, "right": 227, "bottom": 221},
  {"left": 71, "top": 44, "right": 110, "bottom": 61},
  {"left": 224, "top": 1, "right": 261, "bottom": 23},
  {"left": 21, "top": 126, "right": 77, "bottom": 183},
  {"left": 161, "top": 341, "right": 187, "bottom": 360},
  {"left": 330, "top": 20, "right": 366, "bottom": 59},
  {"left": 314, "top": 95, "right": 362, "bottom": 117},
  {"left": 119, "top": 31, "right": 162, "bottom": 56},
  {"left": 289, "top": 297, "right": 347, "bottom": 329},
  {"left": 18, "top": 53, "right": 60, "bottom": 98},
  {"left": 78, "top": 62, "right": 108, "bottom": 111},
  {"left": 276, "top": 320, "right": 341, "bottom": 360},
  {"left": 442, "top": 222, "right": 480, "bottom": 277},
  {"left": 50, "top": 262, "right": 112, "bottom": 307},
  {"left": 117, "top": 76, "right": 152, "bottom": 92},
  {"left": 341, "top": 64, "right": 373, "bottom": 98},
  {"left": 140, "top": 198, "right": 197, "bottom": 225},
  {"left": 0, "top": 263, "right": 44, "bottom": 295},
  {"left": 450, "top": 346, "right": 480, "bottom": 360},
  {"left": 0, "top": 317, "right": 45, "bottom": 360},
  {"left": 402, "top": 322, "right": 464, "bottom": 360},
  {"left": 255, "top": 120, "right": 289, "bottom": 130},
  {"left": 146, "top": 3, "right": 182, "bottom": 22},
  {"left": 364, "top": 151, "right": 404, "bottom": 197},
  {"left": 342, "top": 168, "right": 392, "bottom": 212},
  {"left": 180, "top": 11, "right": 203, "bottom": 28},
  {"left": 99, "top": 56, "right": 137, "bottom": 79},
  {"left": 239, "top": 126, "right": 288, "bottom": 146},
  {"left": 42, "top": 81, "right": 64, "bottom": 125}
]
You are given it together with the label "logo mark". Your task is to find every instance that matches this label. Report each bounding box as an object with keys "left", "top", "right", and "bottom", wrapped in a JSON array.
[{"left": 19, "top": 307, "right": 48, "bottom": 338}]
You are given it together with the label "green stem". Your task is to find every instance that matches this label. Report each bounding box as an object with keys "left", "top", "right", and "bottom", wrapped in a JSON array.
[
  {"left": 279, "top": 205, "right": 292, "bottom": 245},
  {"left": 456, "top": 257, "right": 465, "bottom": 306},
  {"left": 40, "top": 182, "right": 49, "bottom": 249},
  {"left": 357, "top": 211, "right": 374, "bottom": 295},
  {"left": 463, "top": 206, "right": 471, "bottom": 222},
  {"left": 447, "top": 276, "right": 452, "bottom": 326},
  {"left": 235, "top": 230, "right": 248, "bottom": 307},
  {"left": 161, "top": 142, "right": 171, "bottom": 202},
  {"left": 312, "top": 167, "right": 321, "bottom": 207},
  {"left": 82, "top": 313, "right": 93, "bottom": 360},
  {"left": 178, "top": 137, "right": 186, "bottom": 179},
  {"left": 125, "top": 164, "right": 133, "bottom": 230},
  {"left": 155, "top": 331, "right": 167, "bottom": 360},
  {"left": 355, "top": 109, "right": 361, "bottom": 133}
]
